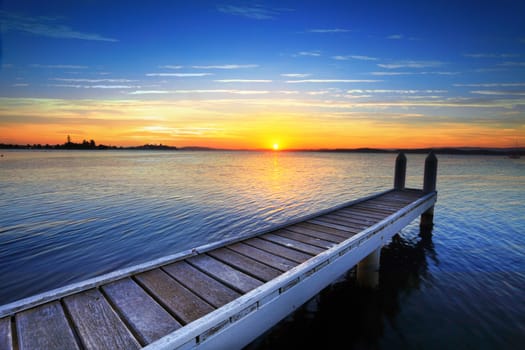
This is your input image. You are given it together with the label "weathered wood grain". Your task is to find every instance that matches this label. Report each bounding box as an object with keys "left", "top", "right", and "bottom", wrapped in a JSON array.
[
  {"left": 163, "top": 261, "right": 240, "bottom": 308},
  {"left": 135, "top": 269, "right": 214, "bottom": 325},
  {"left": 227, "top": 242, "right": 298, "bottom": 272},
  {"left": 102, "top": 277, "right": 181, "bottom": 345},
  {"left": 339, "top": 207, "right": 387, "bottom": 220},
  {"left": 64, "top": 289, "right": 140, "bottom": 350},
  {"left": 261, "top": 233, "right": 325, "bottom": 255},
  {"left": 298, "top": 221, "right": 360, "bottom": 236},
  {"left": 16, "top": 301, "right": 80, "bottom": 350},
  {"left": 284, "top": 225, "right": 346, "bottom": 243},
  {"left": 0, "top": 317, "right": 13, "bottom": 350},
  {"left": 307, "top": 219, "right": 360, "bottom": 234},
  {"left": 275, "top": 229, "right": 336, "bottom": 249},
  {"left": 333, "top": 208, "right": 384, "bottom": 221},
  {"left": 312, "top": 216, "right": 368, "bottom": 231},
  {"left": 326, "top": 213, "right": 377, "bottom": 228},
  {"left": 187, "top": 254, "right": 263, "bottom": 293},
  {"left": 244, "top": 237, "right": 313, "bottom": 263},
  {"left": 207, "top": 247, "right": 282, "bottom": 282},
  {"left": 353, "top": 203, "right": 398, "bottom": 213}
]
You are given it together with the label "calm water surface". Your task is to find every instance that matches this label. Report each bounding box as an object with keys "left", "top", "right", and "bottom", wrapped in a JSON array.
[{"left": 1, "top": 151, "right": 524, "bottom": 349}]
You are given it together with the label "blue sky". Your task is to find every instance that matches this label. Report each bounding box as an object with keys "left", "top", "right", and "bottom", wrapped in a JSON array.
[{"left": 1, "top": 1, "right": 524, "bottom": 148}]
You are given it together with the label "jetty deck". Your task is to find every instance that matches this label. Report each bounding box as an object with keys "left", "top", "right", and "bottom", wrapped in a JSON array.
[{"left": 0, "top": 154, "right": 438, "bottom": 350}]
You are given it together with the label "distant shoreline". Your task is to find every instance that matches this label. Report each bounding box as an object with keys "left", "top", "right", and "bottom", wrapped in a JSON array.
[{"left": 1, "top": 143, "right": 523, "bottom": 156}]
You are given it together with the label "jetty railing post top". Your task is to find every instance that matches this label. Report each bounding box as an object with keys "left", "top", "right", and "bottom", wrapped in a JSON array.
[
  {"left": 394, "top": 152, "right": 407, "bottom": 190},
  {"left": 423, "top": 151, "right": 438, "bottom": 193}
]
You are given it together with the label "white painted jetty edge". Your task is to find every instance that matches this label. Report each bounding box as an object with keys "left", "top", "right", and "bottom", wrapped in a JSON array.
[
  {"left": 143, "top": 191, "right": 437, "bottom": 350},
  {"left": 0, "top": 187, "right": 403, "bottom": 318}
]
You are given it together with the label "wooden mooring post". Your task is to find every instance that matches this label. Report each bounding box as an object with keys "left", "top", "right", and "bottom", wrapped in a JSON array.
[{"left": 421, "top": 151, "right": 438, "bottom": 230}]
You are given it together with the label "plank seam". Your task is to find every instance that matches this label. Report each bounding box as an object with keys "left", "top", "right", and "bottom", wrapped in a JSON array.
[
  {"left": 60, "top": 298, "right": 85, "bottom": 350},
  {"left": 131, "top": 274, "right": 188, "bottom": 327},
  {"left": 98, "top": 285, "right": 146, "bottom": 347}
]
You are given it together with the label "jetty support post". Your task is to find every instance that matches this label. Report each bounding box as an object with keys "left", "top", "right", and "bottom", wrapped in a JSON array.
[
  {"left": 394, "top": 152, "right": 407, "bottom": 190},
  {"left": 357, "top": 248, "right": 381, "bottom": 288},
  {"left": 420, "top": 151, "right": 438, "bottom": 229}
]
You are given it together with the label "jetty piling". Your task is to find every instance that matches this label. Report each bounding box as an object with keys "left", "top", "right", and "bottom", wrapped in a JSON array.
[
  {"left": 356, "top": 248, "right": 381, "bottom": 288},
  {"left": 421, "top": 151, "right": 438, "bottom": 229}
]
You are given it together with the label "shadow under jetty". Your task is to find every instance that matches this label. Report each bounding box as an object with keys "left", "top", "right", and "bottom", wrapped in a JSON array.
[{"left": 245, "top": 225, "right": 436, "bottom": 350}]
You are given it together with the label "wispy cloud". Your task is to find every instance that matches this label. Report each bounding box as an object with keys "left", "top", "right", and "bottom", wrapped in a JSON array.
[
  {"left": 281, "top": 73, "right": 311, "bottom": 78},
  {"left": 470, "top": 90, "right": 525, "bottom": 96},
  {"left": 371, "top": 71, "right": 458, "bottom": 76},
  {"left": 332, "top": 55, "right": 378, "bottom": 61},
  {"left": 463, "top": 53, "right": 519, "bottom": 58},
  {"left": 0, "top": 11, "right": 117, "bottom": 42},
  {"left": 12, "top": 83, "right": 29, "bottom": 87},
  {"left": 128, "top": 90, "right": 170, "bottom": 95},
  {"left": 30, "top": 64, "right": 88, "bottom": 69},
  {"left": 159, "top": 65, "right": 183, "bottom": 69},
  {"left": 286, "top": 79, "right": 380, "bottom": 83},
  {"left": 49, "top": 84, "right": 141, "bottom": 89},
  {"left": 498, "top": 61, "right": 525, "bottom": 67},
  {"left": 128, "top": 89, "right": 270, "bottom": 95},
  {"left": 387, "top": 34, "right": 404, "bottom": 40},
  {"left": 454, "top": 83, "right": 525, "bottom": 87},
  {"left": 51, "top": 78, "right": 137, "bottom": 83},
  {"left": 192, "top": 64, "right": 259, "bottom": 69},
  {"left": 347, "top": 89, "right": 447, "bottom": 94},
  {"left": 377, "top": 61, "right": 443, "bottom": 69},
  {"left": 217, "top": 4, "right": 292, "bottom": 20},
  {"left": 214, "top": 79, "right": 272, "bottom": 83},
  {"left": 295, "top": 51, "right": 321, "bottom": 57},
  {"left": 145, "top": 73, "right": 212, "bottom": 77},
  {"left": 307, "top": 28, "right": 350, "bottom": 33}
]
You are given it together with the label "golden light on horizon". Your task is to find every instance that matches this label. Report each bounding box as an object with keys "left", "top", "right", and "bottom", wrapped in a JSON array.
[{"left": 273, "top": 143, "right": 279, "bottom": 151}]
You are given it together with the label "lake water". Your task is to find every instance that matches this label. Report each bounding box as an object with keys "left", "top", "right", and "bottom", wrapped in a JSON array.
[{"left": 1, "top": 150, "right": 524, "bottom": 349}]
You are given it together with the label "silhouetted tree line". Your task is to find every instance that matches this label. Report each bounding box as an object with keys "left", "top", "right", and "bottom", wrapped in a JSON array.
[{"left": 0, "top": 136, "right": 177, "bottom": 150}]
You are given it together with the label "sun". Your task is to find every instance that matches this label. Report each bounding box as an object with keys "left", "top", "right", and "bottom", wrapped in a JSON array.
[{"left": 272, "top": 143, "right": 279, "bottom": 151}]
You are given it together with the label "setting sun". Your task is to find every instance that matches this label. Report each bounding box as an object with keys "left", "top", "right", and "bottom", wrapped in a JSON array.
[{"left": 273, "top": 143, "right": 279, "bottom": 151}]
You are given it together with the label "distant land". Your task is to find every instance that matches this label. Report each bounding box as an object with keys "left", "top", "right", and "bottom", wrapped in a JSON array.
[{"left": 0, "top": 141, "right": 523, "bottom": 156}]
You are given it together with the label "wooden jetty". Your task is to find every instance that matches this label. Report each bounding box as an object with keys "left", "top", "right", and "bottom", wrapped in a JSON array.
[{"left": 0, "top": 152, "right": 438, "bottom": 350}]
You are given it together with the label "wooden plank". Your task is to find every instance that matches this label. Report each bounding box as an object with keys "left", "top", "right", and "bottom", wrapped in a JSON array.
[
  {"left": 135, "top": 269, "right": 214, "bottom": 325},
  {"left": 187, "top": 255, "right": 263, "bottom": 294},
  {"left": 102, "top": 278, "right": 181, "bottom": 345},
  {"left": 163, "top": 261, "right": 240, "bottom": 308},
  {"left": 227, "top": 242, "right": 298, "bottom": 272},
  {"left": 244, "top": 237, "right": 313, "bottom": 263},
  {"left": 312, "top": 216, "right": 368, "bottom": 231},
  {"left": 339, "top": 207, "right": 387, "bottom": 220},
  {"left": 16, "top": 301, "right": 80, "bottom": 350},
  {"left": 298, "top": 221, "right": 360, "bottom": 236},
  {"left": 307, "top": 219, "right": 361, "bottom": 234},
  {"left": 323, "top": 212, "right": 375, "bottom": 228},
  {"left": 284, "top": 225, "right": 346, "bottom": 243},
  {"left": 293, "top": 221, "right": 355, "bottom": 237},
  {"left": 275, "top": 229, "right": 337, "bottom": 249},
  {"left": 64, "top": 289, "right": 140, "bottom": 350},
  {"left": 376, "top": 197, "right": 414, "bottom": 205},
  {"left": 208, "top": 247, "right": 282, "bottom": 282},
  {"left": 354, "top": 203, "right": 399, "bottom": 212},
  {"left": 261, "top": 233, "right": 325, "bottom": 255},
  {"left": 334, "top": 208, "right": 385, "bottom": 221},
  {"left": 0, "top": 318, "right": 13, "bottom": 350},
  {"left": 352, "top": 204, "right": 396, "bottom": 215},
  {"left": 327, "top": 212, "right": 378, "bottom": 226}
]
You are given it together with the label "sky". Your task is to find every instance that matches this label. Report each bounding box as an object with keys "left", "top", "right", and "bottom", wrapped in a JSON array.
[{"left": 0, "top": 0, "right": 524, "bottom": 149}]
